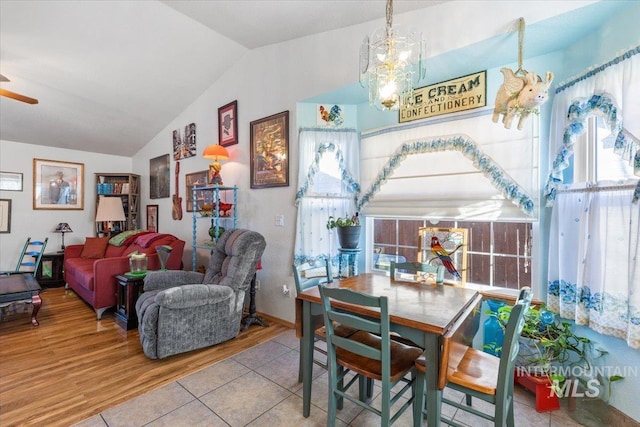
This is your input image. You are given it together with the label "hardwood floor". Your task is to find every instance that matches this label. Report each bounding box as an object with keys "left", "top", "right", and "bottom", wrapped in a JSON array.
[{"left": 0, "top": 286, "right": 290, "bottom": 427}]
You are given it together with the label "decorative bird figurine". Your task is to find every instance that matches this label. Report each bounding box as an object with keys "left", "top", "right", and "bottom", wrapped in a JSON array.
[{"left": 430, "top": 236, "right": 462, "bottom": 279}]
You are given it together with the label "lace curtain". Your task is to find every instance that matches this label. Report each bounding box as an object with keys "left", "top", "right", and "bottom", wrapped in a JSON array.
[
  {"left": 293, "top": 128, "right": 359, "bottom": 265},
  {"left": 546, "top": 46, "right": 640, "bottom": 348},
  {"left": 547, "top": 183, "right": 639, "bottom": 348}
]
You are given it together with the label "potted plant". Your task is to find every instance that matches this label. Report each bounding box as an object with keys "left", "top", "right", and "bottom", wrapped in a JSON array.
[
  {"left": 490, "top": 303, "right": 623, "bottom": 401},
  {"left": 327, "top": 213, "right": 361, "bottom": 249}
]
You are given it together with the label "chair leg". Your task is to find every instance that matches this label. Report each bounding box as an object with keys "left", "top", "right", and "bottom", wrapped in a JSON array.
[
  {"left": 298, "top": 349, "right": 303, "bottom": 383},
  {"left": 337, "top": 366, "right": 345, "bottom": 410},
  {"left": 465, "top": 394, "right": 472, "bottom": 406},
  {"left": 413, "top": 368, "right": 426, "bottom": 427}
]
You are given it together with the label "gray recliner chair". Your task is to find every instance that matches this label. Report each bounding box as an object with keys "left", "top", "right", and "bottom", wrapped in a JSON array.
[{"left": 136, "top": 229, "right": 266, "bottom": 359}]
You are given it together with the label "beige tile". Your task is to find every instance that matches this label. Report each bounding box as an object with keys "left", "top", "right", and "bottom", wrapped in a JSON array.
[
  {"left": 255, "top": 350, "right": 326, "bottom": 391},
  {"left": 232, "top": 339, "right": 293, "bottom": 369},
  {"left": 100, "top": 382, "right": 194, "bottom": 427},
  {"left": 178, "top": 358, "right": 250, "bottom": 397},
  {"left": 247, "top": 393, "right": 344, "bottom": 427},
  {"left": 295, "top": 371, "right": 370, "bottom": 425},
  {"left": 272, "top": 329, "right": 300, "bottom": 350},
  {"left": 349, "top": 392, "right": 414, "bottom": 427},
  {"left": 513, "top": 400, "right": 552, "bottom": 426},
  {"left": 71, "top": 414, "right": 107, "bottom": 427},
  {"left": 199, "top": 370, "right": 291, "bottom": 427},
  {"left": 146, "top": 399, "right": 228, "bottom": 427},
  {"left": 513, "top": 381, "right": 539, "bottom": 408}
]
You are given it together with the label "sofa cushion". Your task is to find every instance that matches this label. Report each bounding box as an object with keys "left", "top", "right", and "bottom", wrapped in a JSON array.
[
  {"left": 65, "top": 258, "right": 96, "bottom": 291},
  {"left": 105, "top": 244, "right": 128, "bottom": 258},
  {"left": 80, "top": 237, "right": 110, "bottom": 258}
]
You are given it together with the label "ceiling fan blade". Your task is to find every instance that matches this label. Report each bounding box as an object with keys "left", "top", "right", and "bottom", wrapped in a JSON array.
[
  {"left": 0, "top": 74, "right": 9, "bottom": 82},
  {"left": 0, "top": 89, "right": 39, "bottom": 104}
]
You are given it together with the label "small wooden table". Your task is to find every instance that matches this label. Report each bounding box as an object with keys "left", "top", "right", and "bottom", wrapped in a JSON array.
[
  {"left": 36, "top": 252, "right": 65, "bottom": 287},
  {"left": 115, "top": 273, "right": 145, "bottom": 330},
  {"left": 0, "top": 273, "right": 42, "bottom": 326},
  {"left": 296, "top": 273, "right": 479, "bottom": 426}
]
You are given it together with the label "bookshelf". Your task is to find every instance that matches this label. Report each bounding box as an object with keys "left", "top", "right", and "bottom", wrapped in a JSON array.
[{"left": 95, "top": 173, "right": 140, "bottom": 236}]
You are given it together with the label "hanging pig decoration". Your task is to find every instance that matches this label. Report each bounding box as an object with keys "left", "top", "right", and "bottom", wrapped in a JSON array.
[{"left": 492, "top": 68, "right": 554, "bottom": 130}]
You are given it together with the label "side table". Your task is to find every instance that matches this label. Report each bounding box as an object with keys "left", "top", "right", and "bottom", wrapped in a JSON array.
[
  {"left": 338, "top": 248, "right": 361, "bottom": 278},
  {"left": 36, "top": 252, "right": 65, "bottom": 287},
  {"left": 115, "top": 273, "right": 145, "bottom": 330}
]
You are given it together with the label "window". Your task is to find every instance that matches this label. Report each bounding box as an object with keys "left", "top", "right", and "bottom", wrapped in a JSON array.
[
  {"left": 372, "top": 218, "right": 532, "bottom": 289},
  {"left": 573, "top": 116, "right": 635, "bottom": 183}
]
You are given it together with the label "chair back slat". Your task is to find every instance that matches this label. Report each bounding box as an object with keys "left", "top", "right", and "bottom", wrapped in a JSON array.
[
  {"left": 329, "top": 311, "right": 380, "bottom": 335},
  {"left": 292, "top": 259, "right": 332, "bottom": 294},
  {"left": 331, "top": 335, "right": 382, "bottom": 361}
]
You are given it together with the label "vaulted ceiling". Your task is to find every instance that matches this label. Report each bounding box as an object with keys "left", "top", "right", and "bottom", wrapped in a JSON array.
[{"left": 0, "top": 1, "right": 629, "bottom": 157}]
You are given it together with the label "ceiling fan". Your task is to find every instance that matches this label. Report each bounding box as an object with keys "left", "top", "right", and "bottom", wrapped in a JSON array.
[{"left": 0, "top": 74, "right": 39, "bottom": 104}]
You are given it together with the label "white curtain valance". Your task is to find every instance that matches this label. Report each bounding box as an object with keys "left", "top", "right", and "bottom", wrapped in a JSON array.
[
  {"left": 545, "top": 45, "right": 640, "bottom": 205},
  {"left": 359, "top": 109, "right": 539, "bottom": 221}
]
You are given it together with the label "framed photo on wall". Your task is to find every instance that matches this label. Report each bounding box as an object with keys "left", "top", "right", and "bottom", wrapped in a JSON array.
[
  {"left": 250, "top": 110, "right": 289, "bottom": 189},
  {"left": 0, "top": 199, "right": 11, "bottom": 233},
  {"left": 0, "top": 171, "right": 23, "bottom": 191},
  {"left": 33, "top": 159, "right": 84, "bottom": 210},
  {"left": 146, "top": 204, "right": 159, "bottom": 232},
  {"left": 218, "top": 100, "right": 238, "bottom": 147},
  {"left": 149, "top": 154, "right": 170, "bottom": 199},
  {"left": 185, "top": 170, "right": 213, "bottom": 212}
]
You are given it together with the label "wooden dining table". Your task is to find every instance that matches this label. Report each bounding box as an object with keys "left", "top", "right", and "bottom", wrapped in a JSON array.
[{"left": 295, "top": 273, "right": 479, "bottom": 426}]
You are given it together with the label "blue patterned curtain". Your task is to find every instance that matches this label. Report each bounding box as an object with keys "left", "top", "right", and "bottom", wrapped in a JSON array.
[
  {"left": 548, "top": 184, "right": 639, "bottom": 348},
  {"left": 546, "top": 46, "right": 640, "bottom": 348}
]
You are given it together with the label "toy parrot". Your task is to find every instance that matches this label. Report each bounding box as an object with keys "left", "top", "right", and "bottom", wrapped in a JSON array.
[{"left": 430, "top": 236, "right": 462, "bottom": 279}]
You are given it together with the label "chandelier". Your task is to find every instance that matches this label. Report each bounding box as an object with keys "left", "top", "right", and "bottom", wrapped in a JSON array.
[{"left": 359, "top": 0, "right": 426, "bottom": 110}]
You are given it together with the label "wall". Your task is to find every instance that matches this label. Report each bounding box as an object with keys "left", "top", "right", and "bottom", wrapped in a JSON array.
[{"left": 0, "top": 140, "right": 131, "bottom": 270}]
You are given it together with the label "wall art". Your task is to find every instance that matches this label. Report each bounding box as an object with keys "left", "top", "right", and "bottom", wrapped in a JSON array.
[
  {"left": 250, "top": 111, "right": 289, "bottom": 189},
  {"left": 33, "top": 159, "right": 84, "bottom": 210}
]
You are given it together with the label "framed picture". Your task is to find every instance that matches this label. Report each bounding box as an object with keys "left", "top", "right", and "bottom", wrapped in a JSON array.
[
  {"left": 173, "top": 123, "right": 197, "bottom": 160},
  {"left": 146, "top": 204, "right": 159, "bottom": 232},
  {"left": 0, "top": 199, "right": 11, "bottom": 233},
  {"left": 418, "top": 227, "right": 468, "bottom": 285},
  {"left": 0, "top": 171, "right": 23, "bottom": 191},
  {"left": 250, "top": 110, "right": 289, "bottom": 189},
  {"left": 33, "top": 159, "right": 84, "bottom": 210},
  {"left": 218, "top": 100, "right": 238, "bottom": 147},
  {"left": 149, "top": 154, "right": 170, "bottom": 199},
  {"left": 185, "top": 170, "right": 213, "bottom": 212}
]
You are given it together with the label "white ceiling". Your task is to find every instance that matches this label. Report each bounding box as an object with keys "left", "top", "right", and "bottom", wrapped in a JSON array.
[
  {"left": 0, "top": 0, "right": 443, "bottom": 157},
  {"left": 0, "top": 0, "right": 630, "bottom": 157}
]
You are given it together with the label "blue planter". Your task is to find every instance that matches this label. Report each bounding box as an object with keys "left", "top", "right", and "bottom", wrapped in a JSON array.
[{"left": 483, "top": 299, "right": 506, "bottom": 356}]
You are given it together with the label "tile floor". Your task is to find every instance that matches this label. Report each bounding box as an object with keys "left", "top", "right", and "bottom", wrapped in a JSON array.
[{"left": 74, "top": 329, "right": 587, "bottom": 427}]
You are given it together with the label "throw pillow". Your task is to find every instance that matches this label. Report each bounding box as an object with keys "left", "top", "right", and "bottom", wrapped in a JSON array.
[
  {"left": 80, "top": 237, "right": 110, "bottom": 258},
  {"left": 109, "top": 229, "right": 144, "bottom": 247}
]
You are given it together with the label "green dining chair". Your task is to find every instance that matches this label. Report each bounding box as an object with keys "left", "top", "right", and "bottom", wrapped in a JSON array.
[
  {"left": 413, "top": 287, "right": 532, "bottom": 427},
  {"left": 320, "top": 285, "right": 423, "bottom": 427},
  {"left": 293, "top": 260, "right": 354, "bottom": 381},
  {"left": 390, "top": 260, "right": 444, "bottom": 285},
  {"left": 0, "top": 237, "right": 48, "bottom": 277}
]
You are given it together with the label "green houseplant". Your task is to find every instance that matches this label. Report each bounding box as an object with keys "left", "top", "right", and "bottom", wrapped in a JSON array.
[
  {"left": 489, "top": 303, "right": 623, "bottom": 401},
  {"left": 327, "top": 213, "right": 361, "bottom": 249}
]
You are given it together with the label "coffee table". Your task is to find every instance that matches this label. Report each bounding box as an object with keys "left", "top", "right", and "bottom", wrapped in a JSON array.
[{"left": 0, "top": 273, "right": 42, "bottom": 326}]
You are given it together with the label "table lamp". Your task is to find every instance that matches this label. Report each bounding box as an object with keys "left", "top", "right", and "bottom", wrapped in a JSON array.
[
  {"left": 54, "top": 222, "right": 73, "bottom": 252},
  {"left": 203, "top": 144, "right": 229, "bottom": 185},
  {"left": 96, "top": 196, "right": 126, "bottom": 237}
]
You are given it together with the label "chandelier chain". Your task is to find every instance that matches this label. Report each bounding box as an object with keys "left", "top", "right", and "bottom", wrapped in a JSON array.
[{"left": 386, "top": 0, "right": 393, "bottom": 38}]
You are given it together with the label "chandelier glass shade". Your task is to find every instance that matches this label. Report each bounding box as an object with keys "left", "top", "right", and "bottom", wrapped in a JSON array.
[{"left": 359, "top": 0, "right": 426, "bottom": 111}]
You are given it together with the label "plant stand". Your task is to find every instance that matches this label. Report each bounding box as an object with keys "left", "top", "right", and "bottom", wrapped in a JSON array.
[{"left": 514, "top": 371, "right": 560, "bottom": 412}]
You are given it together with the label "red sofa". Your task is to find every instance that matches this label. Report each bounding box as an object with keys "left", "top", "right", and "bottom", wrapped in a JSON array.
[{"left": 64, "top": 233, "right": 185, "bottom": 319}]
